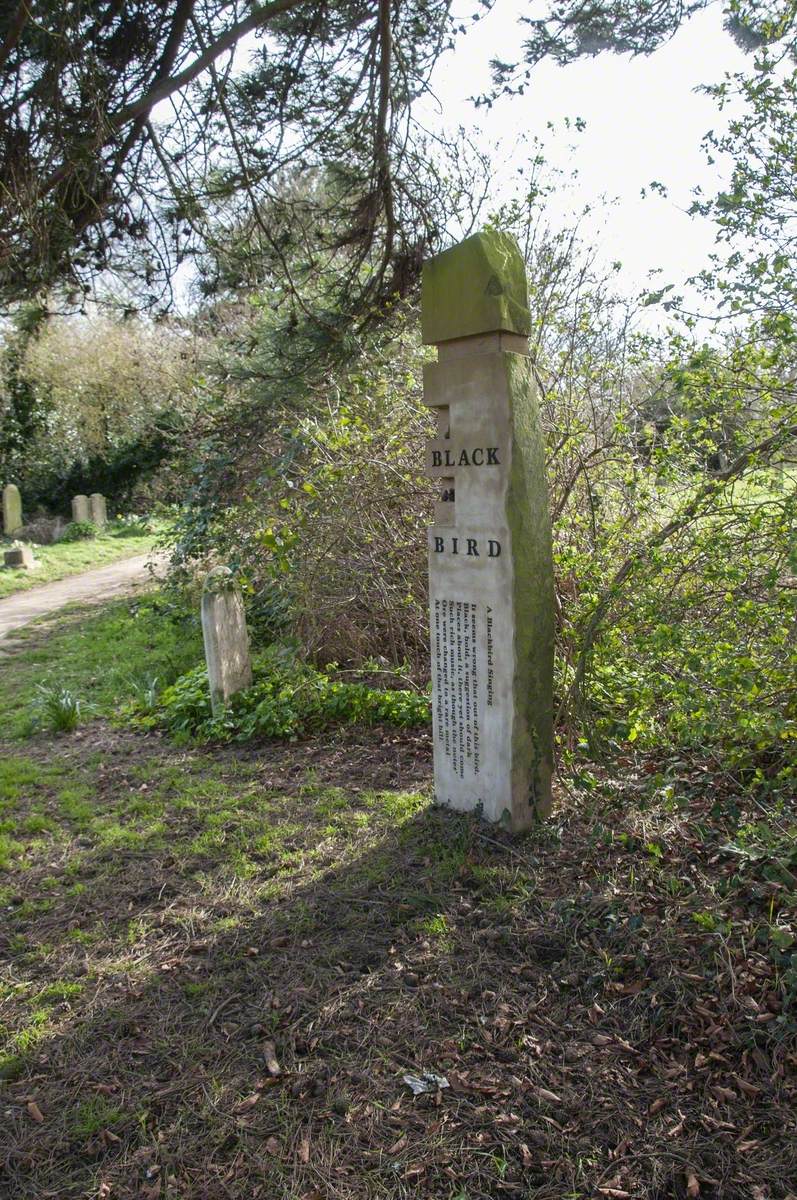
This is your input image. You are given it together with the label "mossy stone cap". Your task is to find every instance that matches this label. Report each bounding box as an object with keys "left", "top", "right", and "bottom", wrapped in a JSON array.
[
  {"left": 421, "top": 229, "right": 531, "bottom": 344},
  {"left": 203, "top": 565, "right": 235, "bottom": 594}
]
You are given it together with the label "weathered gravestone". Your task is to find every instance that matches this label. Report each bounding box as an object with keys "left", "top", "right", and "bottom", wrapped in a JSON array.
[
  {"left": 422, "top": 229, "right": 555, "bottom": 832},
  {"left": 3, "top": 483, "right": 22, "bottom": 535},
  {"left": 89, "top": 493, "right": 108, "bottom": 528},
  {"left": 4, "top": 544, "right": 37, "bottom": 570},
  {"left": 71, "top": 494, "right": 90, "bottom": 523},
  {"left": 201, "top": 567, "right": 253, "bottom": 716}
]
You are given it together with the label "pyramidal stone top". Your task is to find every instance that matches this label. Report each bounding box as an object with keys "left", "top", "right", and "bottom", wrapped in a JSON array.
[{"left": 421, "top": 229, "right": 531, "bottom": 345}]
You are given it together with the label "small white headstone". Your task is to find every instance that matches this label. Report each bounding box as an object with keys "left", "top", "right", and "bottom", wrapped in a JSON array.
[
  {"left": 71, "top": 494, "right": 90, "bottom": 523},
  {"left": 201, "top": 567, "right": 253, "bottom": 716},
  {"left": 89, "top": 493, "right": 108, "bottom": 528},
  {"left": 2, "top": 483, "right": 22, "bottom": 535},
  {"left": 4, "top": 544, "right": 37, "bottom": 570}
]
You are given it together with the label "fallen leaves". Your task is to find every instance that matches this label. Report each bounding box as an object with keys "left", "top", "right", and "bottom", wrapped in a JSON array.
[
  {"left": 733, "top": 1074, "right": 761, "bottom": 1097},
  {"left": 3, "top": 731, "right": 796, "bottom": 1200},
  {"left": 86, "top": 1127, "right": 122, "bottom": 1154},
  {"left": 263, "top": 1041, "right": 281, "bottom": 1077}
]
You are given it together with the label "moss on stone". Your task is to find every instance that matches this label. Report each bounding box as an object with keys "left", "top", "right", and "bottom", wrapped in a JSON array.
[
  {"left": 421, "top": 229, "right": 531, "bottom": 345},
  {"left": 203, "top": 565, "right": 237, "bottom": 596},
  {"left": 504, "top": 352, "right": 555, "bottom": 821}
]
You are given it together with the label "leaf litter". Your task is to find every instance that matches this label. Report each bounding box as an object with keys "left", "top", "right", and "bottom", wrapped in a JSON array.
[{"left": 0, "top": 723, "right": 794, "bottom": 1198}]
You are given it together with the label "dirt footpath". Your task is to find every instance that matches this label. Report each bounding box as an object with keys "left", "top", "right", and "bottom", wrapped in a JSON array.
[{"left": 0, "top": 552, "right": 163, "bottom": 640}]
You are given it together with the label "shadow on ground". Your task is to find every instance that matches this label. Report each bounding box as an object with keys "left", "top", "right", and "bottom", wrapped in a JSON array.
[{"left": 1, "top": 725, "right": 795, "bottom": 1200}]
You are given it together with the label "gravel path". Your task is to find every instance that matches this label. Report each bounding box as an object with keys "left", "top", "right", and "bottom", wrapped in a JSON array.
[{"left": 0, "top": 552, "right": 163, "bottom": 641}]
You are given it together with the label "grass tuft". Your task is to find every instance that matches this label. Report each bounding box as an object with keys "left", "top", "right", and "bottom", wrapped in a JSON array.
[{"left": 34, "top": 684, "right": 83, "bottom": 732}]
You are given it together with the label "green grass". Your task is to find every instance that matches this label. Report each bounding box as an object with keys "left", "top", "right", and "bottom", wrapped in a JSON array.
[
  {"left": 0, "top": 733, "right": 437, "bottom": 1095},
  {"left": 0, "top": 526, "right": 157, "bottom": 599},
  {"left": 0, "top": 594, "right": 203, "bottom": 738},
  {"left": 67, "top": 1096, "right": 125, "bottom": 1138}
]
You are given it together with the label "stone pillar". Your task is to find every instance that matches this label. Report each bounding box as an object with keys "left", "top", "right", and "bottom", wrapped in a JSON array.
[
  {"left": 2, "top": 484, "right": 22, "bottom": 535},
  {"left": 422, "top": 230, "right": 555, "bottom": 832},
  {"left": 201, "top": 567, "right": 253, "bottom": 716},
  {"left": 89, "top": 493, "right": 108, "bottom": 528},
  {"left": 71, "top": 495, "right": 90, "bottom": 523}
]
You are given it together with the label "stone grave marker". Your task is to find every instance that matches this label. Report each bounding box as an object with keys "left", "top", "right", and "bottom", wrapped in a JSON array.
[
  {"left": 4, "top": 544, "right": 37, "bottom": 570},
  {"left": 3, "top": 483, "right": 22, "bottom": 535},
  {"left": 201, "top": 567, "right": 253, "bottom": 716},
  {"left": 422, "top": 229, "right": 555, "bottom": 832},
  {"left": 71, "top": 494, "right": 90, "bottom": 523},
  {"left": 89, "top": 493, "right": 108, "bottom": 528}
]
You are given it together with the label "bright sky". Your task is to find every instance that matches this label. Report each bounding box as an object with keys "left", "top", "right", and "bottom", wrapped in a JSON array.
[{"left": 423, "top": 1, "right": 750, "bottom": 306}]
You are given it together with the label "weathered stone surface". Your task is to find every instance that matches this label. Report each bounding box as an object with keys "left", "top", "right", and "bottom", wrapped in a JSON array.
[
  {"left": 201, "top": 566, "right": 253, "bottom": 716},
  {"left": 71, "top": 494, "right": 90, "bottom": 523},
  {"left": 2, "top": 483, "right": 22, "bottom": 535},
  {"left": 423, "top": 231, "right": 555, "bottom": 832},
  {"left": 89, "top": 493, "right": 108, "bottom": 528},
  {"left": 4, "top": 544, "right": 37, "bottom": 570},
  {"left": 421, "top": 229, "right": 532, "bottom": 346},
  {"left": 19, "top": 516, "right": 66, "bottom": 545}
]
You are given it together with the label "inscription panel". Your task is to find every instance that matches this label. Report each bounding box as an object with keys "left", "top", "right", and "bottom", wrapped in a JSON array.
[
  {"left": 427, "top": 521, "right": 513, "bottom": 823},
  {"left": 432, "top": 598, "right": 481, "bottom": 780}
]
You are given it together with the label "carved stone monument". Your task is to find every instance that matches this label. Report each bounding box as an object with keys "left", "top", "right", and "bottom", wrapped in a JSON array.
[
  {"left": 89, "top": 493, "right": 108, "bottom": 528},
  {"left": 71, "top": 494, "right": 90, "bottom": 523},
  {"left": 201, "top": 567, "right": 253, "bottom": 716},
  {"left": 422, "top": 230, "right": 555, "bottom": 832},
  {"left": 3, "top": 483, "right": 22, "bottom": 535},
  {"left": 4, "top": 544, "right": 37, "bottom": 570}
]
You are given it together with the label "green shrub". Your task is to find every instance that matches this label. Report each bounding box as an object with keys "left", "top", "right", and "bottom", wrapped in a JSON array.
[
  {"left": 578, "top": 473, "right": 797, "bottom": 791},
  {"left": 142, "top": 646, "right": 430, "bottom": 742},
  {"left": 109, "top": 515, "right": 153, "bottom": 538},
  {"left": 58, "top": 520, "right": 98, "bottom": 543}
]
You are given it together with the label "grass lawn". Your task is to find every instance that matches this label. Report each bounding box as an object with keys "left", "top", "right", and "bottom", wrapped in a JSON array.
[
  {"left": 0, "top": 526, "right": 158, "bottom": 600},
  {"left": 0, "top": 596, "right": 203, "bottom": 739},
  {"left": 0, "top": 601, "right": 795, "bottom": 1199}
]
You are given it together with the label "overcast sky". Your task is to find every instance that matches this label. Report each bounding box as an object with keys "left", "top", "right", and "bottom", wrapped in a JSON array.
[{"left": 422, "top": 2, "right": 750, "bottom": 308}]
